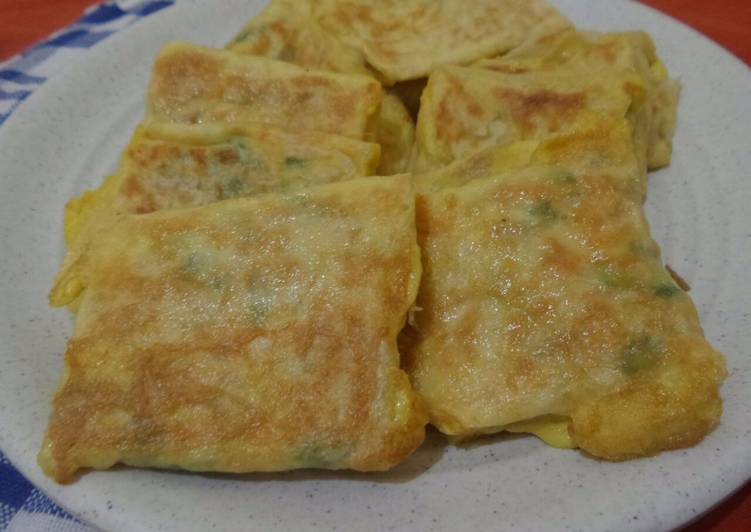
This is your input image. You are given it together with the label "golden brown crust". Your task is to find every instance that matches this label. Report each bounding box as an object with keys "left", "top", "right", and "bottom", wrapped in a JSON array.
[
  {"left": 227, "top": 4, "right": 414, "bottom": 177},
  {"left": 41, "top": 176, "right": 427, "bottom": 483},
  {"left": 414, "top": 63, "right": 650, "bottom": 186},
  {"left": 61, "top": 122, "right": 380, "bottom": 250},
  {"left": 228, "top": 0, "right": 369, "bottom": 76},
  {"left": 312, "top": 0, "right": 571, "bottom": 83},
  {"left": 407, "top": 151, "right": 726, "bottom": 459},
  {"left": 475, "top": 30, "right": 680, "bottom": 170},
  {"left": 146, "top": 42, "right": 382, "bottom": 140},
  {"left": 570, "top": 348, "right": 725, "bottom": 460}
]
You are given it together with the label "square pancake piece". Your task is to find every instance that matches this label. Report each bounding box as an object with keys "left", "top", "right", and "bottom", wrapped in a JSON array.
[
  {"left": 146, "top": 42, "right": 382, "bottom": 140},
  {"left": 312, "top": 0, "right": 571, "bottom": 83},
  {"left": 475, "top": 30, "right": 680, "bottom": 170},
  {"left": 414, "top": 63, "right": 652, "bottom": 191},
  {"left": 406, "top": 146, "right": 726, "bottom": 459},
  {"left": 60, "top": 122, "right": 380, "bottom": 251},
  {"left": 41, "top": 175, "right": 426, "bottom": 483}
]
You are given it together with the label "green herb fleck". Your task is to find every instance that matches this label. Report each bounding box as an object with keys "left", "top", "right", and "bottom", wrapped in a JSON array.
[
  {"left": 621, "top": 335, "right": 663, "bottom": 375},
  {"left": 181, "top": 253, "right": 226, "bottom": 290},
  {"left": 223, "top": 176, "right": 246, "bottom": 198},
  {"left": 296, "top": 445, "right": 349, "bottom": 468},
  {"left": 528, "top": 200, "right": 557, "bottom": 222},
  {"left": 181, "top": 253, "right": 204, "bottom": 276},
  {"left": 654, "top": 282, "right": 681, "bottom": 298},
  {"left": 285, "top": 156, "right": 306, "bottom": 167},
  {"left": 245, "top": 299, "right": 270, "bottom": 325},
  {"left": 230, "top": 139, "right": 264, "bottom": 171}
]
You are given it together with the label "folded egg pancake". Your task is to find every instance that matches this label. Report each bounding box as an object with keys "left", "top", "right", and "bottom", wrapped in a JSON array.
[
  {"left": 414, "top": 64, "right": 652, "bottom": 192},
  {"left": 405, "top": 147, "right": 726, "bottom": 459},
  {"left": 41, "top": 175, "right": 427, "bottom": 483},
  {"left": 416, "top": 123, "right": 643, "bottom": 201},
  {"left": 228, "top": 0, "right": 369, "bottom": 76},
  {"left": 227, "top": 1, "right": 414, "bottom": 175},
  {"left": 312, "top": 0, "right": 571, "bottom": 84},
  {"left": 61, "top": 122, "right": 380, "bottom": 250},
  {"left": 475, "top": 30, "right": 680, "bottom": 169},
  {"left": 146, "top": 42, "right": 382, "bottom": 140}
]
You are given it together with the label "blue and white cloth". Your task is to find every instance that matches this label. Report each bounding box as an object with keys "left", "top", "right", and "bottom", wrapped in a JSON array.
[
  {"left": 0, "top": 3, "right": 175, "bottom": 529},
  {"left": 0, "top": 0, "right": 174, "bottom": 126}
]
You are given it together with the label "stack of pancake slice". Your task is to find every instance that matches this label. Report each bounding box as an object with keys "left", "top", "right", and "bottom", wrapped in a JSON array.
[{"left": 40, "top": 0, "right": 726, "bottom": 484}]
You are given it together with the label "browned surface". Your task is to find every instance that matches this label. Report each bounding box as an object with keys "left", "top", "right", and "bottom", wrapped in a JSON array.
[
  {"left": 42, "top": 176, "right": 426, "bottom": 482},
  {"left": 409, "top": 160, "right": 726, "bottom": 458},
  {"left": 146, "top": 43, "right": 382, "bottom": 139},
  {"left": 3, "top": 0, "right": 748, "bottom": 526},
  {"left": 313, "top": 0, "right": 571, "bottom": 82}
]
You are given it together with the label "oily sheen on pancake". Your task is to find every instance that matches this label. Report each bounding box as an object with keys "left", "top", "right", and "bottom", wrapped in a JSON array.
[
  {"left": 414, "top": 64, "right": 663, "bottom": 200},
  {"left": 228, "top": 0, "right": 415, "bottom": 174},
  {"left": 228, "top": 0, "right": 369, "bottom": 76},
  {"left": 61, "top": 122, "right": 380, "bottom": 250},
  {"left": 404, "top": 141, "right": 726, "bottom": 458},
  {"left": 475, "top": 30, "right": 680, "bottom": 170},
  {"left": 312, "top": 0, "right": 571, "bottom": 84},
  {"left": 40, "top": 0, "right": 729, "bottom": 487},
  {"left": 146, "top": 42, "right": 382, "bottom": 140},
  {"left": 40, "top": 175, "right": 427, "bottom": 483}
]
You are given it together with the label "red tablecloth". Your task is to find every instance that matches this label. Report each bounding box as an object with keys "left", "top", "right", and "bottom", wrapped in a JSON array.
[{"left": 0, "top": 1, "right": 749, "bottom": 531}]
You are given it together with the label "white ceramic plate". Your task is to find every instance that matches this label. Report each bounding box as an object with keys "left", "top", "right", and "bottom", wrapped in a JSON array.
[{"left": 1, "top": 1, "right": 749, "bottom": 530}]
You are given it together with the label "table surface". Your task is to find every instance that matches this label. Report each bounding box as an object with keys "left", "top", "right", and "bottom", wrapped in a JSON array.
[{"left": 0, "top": 1, "right": 749, "bottom": 531}]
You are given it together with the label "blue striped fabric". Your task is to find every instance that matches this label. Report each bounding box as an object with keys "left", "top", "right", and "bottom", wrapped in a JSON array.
[
  {"left": 0, "top": 3, "right": 175, "bottom": 529},
  {"left": 0, "top": 0, "right": 174, "bottom": 126},
  {"left": 44, "top": 29, "right": 116, "bottom": 48}
]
